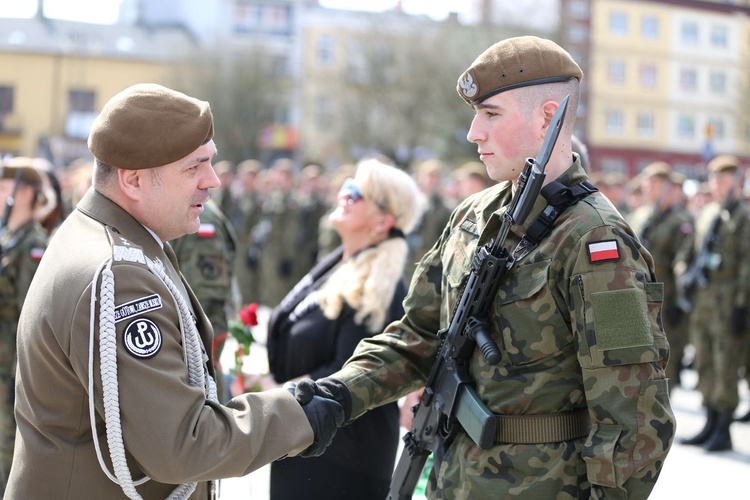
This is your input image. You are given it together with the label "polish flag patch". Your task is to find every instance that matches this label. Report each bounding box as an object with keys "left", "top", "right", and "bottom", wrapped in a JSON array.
[
  {"left": 197, "top": 223, "right": 216, "bottom": 238},
  {"left": 587, "top": 240, "right": 620, "bottom": 263},
  {"left": 30, "top": 247, "right": 45, "bottom": 262}
]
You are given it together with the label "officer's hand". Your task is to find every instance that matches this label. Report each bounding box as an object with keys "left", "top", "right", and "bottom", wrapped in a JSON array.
[
  {"left": 292, "top": 377, "right": 352, "bottom": 424},
  {"left": 731, "top": 307, "right": 747, "bottom": 337},
  {"left": 285, "top": 382, "right": 344, "bottom": 458}
]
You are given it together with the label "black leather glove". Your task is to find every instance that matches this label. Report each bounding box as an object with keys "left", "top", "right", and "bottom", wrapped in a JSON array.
[
  {"left": 731, "top": 307, "right": 748, "bottom": 337},
  {"left": 293, "top": 378, "right": 352, "bottom": 424},
  {"left": 285, "top": 382, "right": 344, "bottom": 458}
]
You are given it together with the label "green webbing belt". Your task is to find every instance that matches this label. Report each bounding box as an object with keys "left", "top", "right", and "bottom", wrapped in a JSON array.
[{"left": 494, "top": 407, "right": 590, "bottom": 444}]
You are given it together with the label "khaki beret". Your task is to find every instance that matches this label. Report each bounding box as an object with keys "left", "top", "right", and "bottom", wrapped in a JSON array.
[
  {"left": 707, "top": 154, "right": 738, "bottom": 174},
  {"left": 640, "top": 161, "right": 672, "bottom": 179},
  {"left": 457, "top": 36, "right": 583, "bottom": 105},
  {"left": 88, "top": 83, "right": 213, "bottom": 170},
  {"left": 237, "top": 159, "right": 262, "bottom": 175},
  {"left": 1, "top": 157, "right": 45, "bottom": 186},
  {"left": 669, "top": 172, "right": 686, "bottom": 186}
]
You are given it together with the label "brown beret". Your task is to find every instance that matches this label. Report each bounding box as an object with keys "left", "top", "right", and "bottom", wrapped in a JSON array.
[
  {"left": 457, "top": 36, "right": 583, "bottom": 105},
  {"left": 707, "top": 154, "right": 738, "bottom": 174},
  {"left": 640, "top": 161, "right": 672, "bottom": 179},
  {"left": 88, "top": 83, "right": 213, "bottom": 170},
  {"left": 1, "top": 157, "right": 45, "bottom": 186}
]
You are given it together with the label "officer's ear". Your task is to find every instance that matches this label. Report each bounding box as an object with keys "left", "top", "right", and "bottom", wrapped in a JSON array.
[{"left": 116, "top": 168, "right": 145, "bottom": 202}]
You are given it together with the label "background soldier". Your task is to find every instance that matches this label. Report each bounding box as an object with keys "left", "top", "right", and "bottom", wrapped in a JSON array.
[
  {"left": 678, "top": 154, "right": 750, "bottom": 452},
  {"left": 631, "top": 162, "right": 694, "bottom": 390},
  {"left": 405, "top": 159, "right": 450, "bottom": 282},
  {"left": 171, "top": 198, "right": 238, "bottom": 403},
  {"left": 0, "top": 158, "right": 49, "bottom": 493},
  {"left": 230, "top": 159, "right": 263, "bottom": 305}
]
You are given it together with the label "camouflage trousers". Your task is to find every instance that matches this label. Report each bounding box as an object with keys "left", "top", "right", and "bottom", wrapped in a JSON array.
[
  {"left": 691, "top": 286, "right": 750, "bottom": 412},
  {"left": 0, "top": 373, "right": 14, "bottom": 495}
]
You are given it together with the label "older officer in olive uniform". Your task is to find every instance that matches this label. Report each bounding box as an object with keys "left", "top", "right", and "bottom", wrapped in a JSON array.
[
  {"left": 172, "top": 198, "right": 238, "bottom": 403},
  {"left": 7, "top": 84, "right": 342, "bottom": 499},
  {"left": 678, "top": 154, "right": 750, "bottom": 452},
  {"left": 629, "top": 162, "right": 694, "bottom": 390},
  {"left": 291, "top": 37, "right": 674, "bottom": 498},
  {"left": 0, "top": 158, "right": 49, "bottom": 494}
]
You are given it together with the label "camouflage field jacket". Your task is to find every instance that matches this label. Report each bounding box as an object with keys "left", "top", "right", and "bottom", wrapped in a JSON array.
[{"left": 332, "top": 159, "right": 675, "bottom": 499}]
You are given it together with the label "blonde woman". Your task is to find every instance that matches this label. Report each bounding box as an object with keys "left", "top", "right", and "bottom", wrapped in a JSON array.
[{"left": 260, "top": 157, "right": 422, "bottom": 499}]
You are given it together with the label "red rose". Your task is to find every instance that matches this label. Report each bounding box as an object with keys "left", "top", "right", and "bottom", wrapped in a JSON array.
[{"left": 239, "top": 303, "right": 258, "bottom": 326}]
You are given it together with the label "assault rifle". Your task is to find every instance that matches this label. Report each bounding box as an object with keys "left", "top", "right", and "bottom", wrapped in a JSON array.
[
  {"left": 677, "top": 167, "right": 743, "bottom": 313},
  {"left": 387, "top": 95, "right": 570, "bottom": 500}
]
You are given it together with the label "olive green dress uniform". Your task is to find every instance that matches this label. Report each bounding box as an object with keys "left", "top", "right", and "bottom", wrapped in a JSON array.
[
  {"left": 327, "top": 158, "right": 674, "bottom": 498},
  {"left": 7, "top": 189, "right": 313, "bottom": 499},
  {"left": 232, "top": 189, "right": 262, "bottom": 305},
  {"left": 634, "top": 205, "right": 694, "bottom": 389},
  {"left": 0, "top": 218, "right": 47, "bottom": 491},
  {"left": 172, "top": 198, "right": 238, "bottom": 403}
]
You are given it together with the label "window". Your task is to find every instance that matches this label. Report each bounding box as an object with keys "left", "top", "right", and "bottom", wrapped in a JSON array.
[
  {"left": 709, "top": 71, "right": 726, "bottom": 94},
  {"left": 66, "top": 89, "right": 96, "bottom": 139},
  {"left": 606, "top": 109, "right": 624, "bottom": 135},
  {"left": 0, "top": 86, "right": 13, "bottom": 115},
  {"left": 641, "top": 15, "right": 659, "bottom": 39},
  {"left": 679, "top": 68, "right": 698, "bottom": 92},
  {"left": 677, "top": 115, "right": 695, "bottom": 139},
  {"left": 710, "top": 24, "right": 728, "bottom": 48},
  {"left": 639, "top": 63, "right": 657, "bottom": 88},
  {"left": 681, "top": 22, "right": 699, "bottom": 45},
  {"left": 608, "top": 59, "right": 626, "bottom": 85},
  {"left": 68, "top": 89, "right": 95, "bottom": 112},
  {"left": 706, "top": 118, "right": 725, "bottom": 139},
  {"left": 567, "top": 0, "right": 589, "bottom": 18},
  {"left": 610, "top": 11, "right": 628, "bottom": 36},
  {"left": 316, "top": 35, "right": 335, "bottom": 67},
  {"left": 638, "top": 111, "right": 655, "bottom": 137}
]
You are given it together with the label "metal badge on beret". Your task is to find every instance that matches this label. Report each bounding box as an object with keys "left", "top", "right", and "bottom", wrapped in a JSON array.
[
  {"left": 88, "top": 83, "right": 214, "bottom": 170},
  {"left": 457, "top": 35, "right": 583, "bottom": 105}
]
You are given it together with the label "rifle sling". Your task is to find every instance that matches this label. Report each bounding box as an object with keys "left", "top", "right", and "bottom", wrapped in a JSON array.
[
  {"left": 494, "top": 407, "right": 590, "bottom": 444},
  {"left": 512, "top": 181, "right": 597, "bottom": 262}
]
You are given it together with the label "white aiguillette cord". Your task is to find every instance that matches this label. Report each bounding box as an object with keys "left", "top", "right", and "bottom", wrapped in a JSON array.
[{"left": 88, "top": 255, "right": 218, "bottom": 499}]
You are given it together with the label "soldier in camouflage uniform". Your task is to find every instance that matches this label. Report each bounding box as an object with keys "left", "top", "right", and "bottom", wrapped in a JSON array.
[
  {"left": 230, "top": 159, "right": 263, "bottom": 305},
  {"left": 171, "top": 198, "right": 238, "bottom": 403},
  {"left": 0, "top": 159, "right": 49, "bottom": 493},
  {"left": 290, "top": 36, "right": 674, "bottom": 498},
  {"left": 629, "top": 162, "right": 694, "bottom": 390},
  {"left": 678, "top": 154, "right": 750, "bottom": 451}
]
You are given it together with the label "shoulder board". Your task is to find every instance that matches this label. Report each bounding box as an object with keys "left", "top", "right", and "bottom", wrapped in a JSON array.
[{"left": 105, "top": 227, "right": 147, "bottom": 265}]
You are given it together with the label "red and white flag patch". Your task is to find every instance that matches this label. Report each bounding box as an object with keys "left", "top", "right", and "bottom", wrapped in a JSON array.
[
  {"left": 197, "top": 223, "right": 216, "bottom": 238},
  {"left": 30, "top": 247, "right": 45, "bottom": 262},
  {"left": 587, "top": 240, "right": 620, "bottom": 263}
]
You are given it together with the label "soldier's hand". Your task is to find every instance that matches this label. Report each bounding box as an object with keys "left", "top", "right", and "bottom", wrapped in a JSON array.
[
  {"left": 285, "top": 382, "right": 344, "bottom": 457},
  {"left": 292, "top": 378, "right": 352, "bottom": 425},
  {"left": 731, "top": 307, "right": 748, "bottom": 337}
]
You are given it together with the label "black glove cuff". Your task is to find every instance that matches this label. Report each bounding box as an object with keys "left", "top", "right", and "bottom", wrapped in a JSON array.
[{"left": 317, "top": 378, "right": 353, "bottom": 424}]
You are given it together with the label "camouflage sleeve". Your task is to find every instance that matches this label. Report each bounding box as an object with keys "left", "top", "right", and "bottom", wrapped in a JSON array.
[
  {"left": 330, "top": 224, "right": 449, "bottom": 420},
  {"left": 566, "top": 224, "right": 674, "bottom": 498},
  {"left": 15, "top": 235, "right": 47, "bottom": 305}
]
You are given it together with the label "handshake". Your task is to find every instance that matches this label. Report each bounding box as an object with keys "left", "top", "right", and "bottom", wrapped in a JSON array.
[{"left": 284, "top": 378, "right": 352, "bottom": 458}]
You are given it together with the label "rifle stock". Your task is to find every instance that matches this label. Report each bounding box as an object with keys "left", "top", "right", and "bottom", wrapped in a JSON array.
[{"left": 387, "top": 95, "right": 569, "bottom": 500}]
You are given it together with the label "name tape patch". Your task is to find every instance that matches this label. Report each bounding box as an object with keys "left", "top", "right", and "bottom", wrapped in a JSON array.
[
  {"left": 123, "top": 318, "right": 162, "bottom": 359},
  {"left": 114, "top": 294, "right": 163, "bottom": 323},
  {"left": 588, "top": 240, "right": 620, "bottom": 263}
]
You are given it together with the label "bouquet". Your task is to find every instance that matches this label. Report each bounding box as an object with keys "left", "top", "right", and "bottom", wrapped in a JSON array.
[{"left": 213, "top": 303, "right": 258, "bottom": 392}]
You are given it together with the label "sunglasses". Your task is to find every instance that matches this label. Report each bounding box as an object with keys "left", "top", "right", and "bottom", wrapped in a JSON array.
[{"left": 339, "top": 178, "right": 365, "bottom": 205}]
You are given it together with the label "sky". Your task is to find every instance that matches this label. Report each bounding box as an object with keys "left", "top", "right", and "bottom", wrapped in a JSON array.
[{"left": 0, "top": 0, "right": 470, "bottom": 24}]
